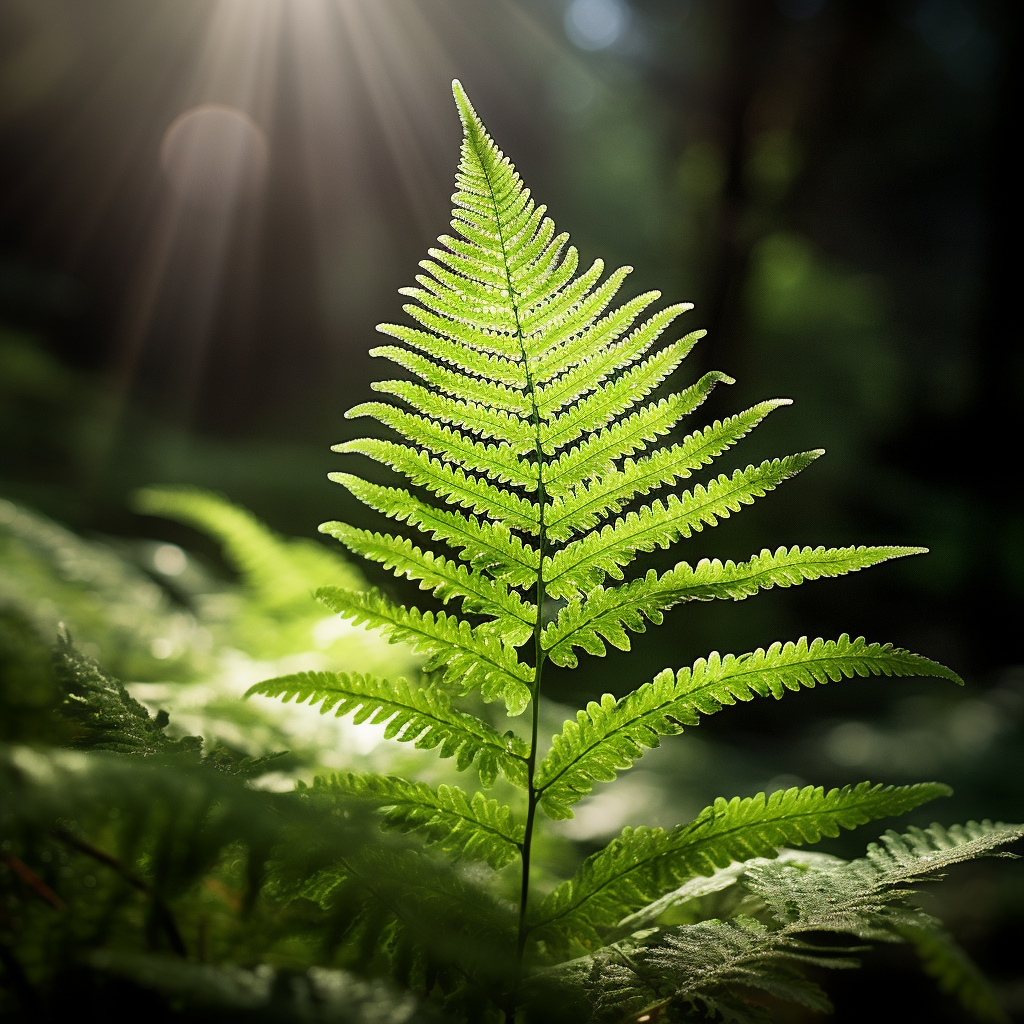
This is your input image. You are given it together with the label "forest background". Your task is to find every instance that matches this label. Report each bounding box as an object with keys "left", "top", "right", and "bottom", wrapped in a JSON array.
[{"left": 0, "top": 0, "right": 1021, "bottom": 1019}]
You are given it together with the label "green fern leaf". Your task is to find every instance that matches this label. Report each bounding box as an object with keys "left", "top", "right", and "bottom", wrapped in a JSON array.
[
  {"left": 323, "top": 476, "right": 539, "bottom": 587},
  {"left": 541, "top": 547, "right": 924, "bottom": 669},
  {"left": 530, "top": 781, "right": 951, "bottom": 957},
  {"left": 305, "top": 772, "right": 523, "bottom": 869},
  {"left": 538, "top": 335, "right": 711, "bottom": 454},
  {"left": 53, "top": 630, "right": 203, "bottom": 756},
  {"left": 326, "top": 524, "right": 535, "bottom": 644},
  {"left": 660, "top": 543, "right": 928, "bottom": 602},
  {"left": 369, "top": 379, "right": 536, "bottom": 453},
  {"left": 312, "top": 82, "right": 969, "bottom": 1010},
  {"left": 315, "top": 586, "right": 533, "bottom": 713},
  {"left": 536, "top": 634, "right": 960, "bottom": 817},
  {"left": 543, "top": 452, "right": 823, "bottom": 599},
  {"left": 541, "top": 378, "right": 754, "bottom": 497},
  {"left": 565, "top": 821, "right": 1021, "bottom": 1024},
  {"left": 650, "top": 821, "right": 1022, "bottom": 1019},
  {"left": 245, "top": 670, "right": 528, "bottom": 787}
]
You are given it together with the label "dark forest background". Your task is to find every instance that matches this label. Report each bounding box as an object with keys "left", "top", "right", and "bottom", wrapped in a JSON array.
[{"left": 1, "top": 0, "right": 1021, "bottom": 1018}]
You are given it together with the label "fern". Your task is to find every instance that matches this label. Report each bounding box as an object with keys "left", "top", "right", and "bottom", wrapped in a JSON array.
[
  {"left": 52, "top": 628, "right": 204, "bottom": 758},
  {"left": 304, "top": 772, "right": 523, "bottom": 869},
  {"left": 545, "top": 820, "right": 1023, "bottom": 1023},
  {"left": 530, "top": 782, "right": 952, "bottom": 957},
  {"left": 246, "top": 669, "right": 528, "bottom": 788},
  {"left": 241, "top": 80, "right": 1016, "bottom": 1021},
  {"left": 535, "top": 634, "right": 960, "bottom": 817}
]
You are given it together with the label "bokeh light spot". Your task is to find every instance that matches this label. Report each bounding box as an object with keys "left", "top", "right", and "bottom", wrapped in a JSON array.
[
  {"left": 564, "top": 0, "right": 629, "bottom": 51},
  {"left": 152, "top": 543, "right": 187, "bottom": 576},
  {"left": 160, "top": 104, "right": 267, "bottom": 208}
]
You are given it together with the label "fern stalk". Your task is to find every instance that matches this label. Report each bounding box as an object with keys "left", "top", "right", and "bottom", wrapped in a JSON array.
[{"left": 462, "top": 91, "right": 551, "bottom": 1014}]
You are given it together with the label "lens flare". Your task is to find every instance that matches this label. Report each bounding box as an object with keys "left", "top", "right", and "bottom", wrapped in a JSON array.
[{"left": 160, "top": 104, "right": 267, "bottom": 208}]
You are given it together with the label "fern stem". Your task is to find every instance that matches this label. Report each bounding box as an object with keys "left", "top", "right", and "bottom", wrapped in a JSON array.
[{"left": 471, "top": 121, "right": 549, "bottom": 1021}]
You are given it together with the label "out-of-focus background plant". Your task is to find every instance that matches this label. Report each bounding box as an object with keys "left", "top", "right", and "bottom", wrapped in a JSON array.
[{"left": 1, "top": 1, "right": 1020, "bottom": 1019}]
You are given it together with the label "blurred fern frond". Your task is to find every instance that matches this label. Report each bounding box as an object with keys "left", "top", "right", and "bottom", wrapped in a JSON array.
[{"left": 544, "top": 820, "right": 1022, "bottom": 1023}]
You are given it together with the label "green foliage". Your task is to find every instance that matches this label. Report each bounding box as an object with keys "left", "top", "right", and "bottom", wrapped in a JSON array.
[
  {"left": 0, "top": 82, "right": 1017, "bottom": 1024},
  {"left": 132, "top": 485, "right": 368, "bottom": 662},
  {"left": 0, "top": 733, "right": 432, "bottom": 1022},
  {"left": 133, "top": 486, "right": 363, "bottom": 606},
  {"left": 535, "top": 634, "right": 960, "bottom": 817},
  {"left": 314, "top": 586, "right": 533, "bottom": 713},
  {"left": 247, "top": 669, "right": 528, "bottom": 788},
  {"left": 530, "top": 782, "right": 953, "bottom": 957},
  {"left": 303, "top": 773, "right": 524, "bottom": 869},
  {"left": 542, "top": 820, "right": 1022, "bottom": 1023},
  {"left": 52, "top": 627, "right": 203, "bottom": 756},
  {"left": 0, "top": 497, "right": 196, "bottom": 681}
]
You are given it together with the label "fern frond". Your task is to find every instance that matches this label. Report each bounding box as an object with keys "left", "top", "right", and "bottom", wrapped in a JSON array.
[
  {"left": 346, "top": 402, "right": 538, "bottom": 489},
  {"left": 245, "top": 670, "right": 528, "bottom": 787},
  {"left": 535, "top": 634, "right": 960, "bottom": 817},
  {"left": 370, "top": 380, "right": 536, "bottom": 453},
  {"left": 323, "top": 476, "right": 539, "bottom": 587},
  {"left": 836, "top": 819, "right": 1024, "bottom": 893},
  {"left": 568, "top": 919, "right": 843, "bottom": 1024},
  {"left": 305, "top": 773, "right": 523, "bottom": 869},
  {"left": 326, "top": 524, "right": 535, "bottom": 644},
  {"left": 334, "top": 440, "right": 541, "bottom": 534},
  {"left": 544, "top": 405, "right": 800, "bottom": 541},
  {"left": 561, "top": 822, "right": 1021, "bottom": 1024},
  {"left": 544, "top": 452, "right": 823, "bottom": 599},
  {"left": 132, "top": 485, "right": 362, "bottom": 605},
  {"left": 542, "top": 378, "right": 754, "bottom": 497},
  {"left": 315, "top": 85, "right": 970, "bottom": 1009},
  {"left": 540, "top": 547, "right": 923, "bottom": 669},
  {"left": 659, "top": 543, "right": 927, "bottom": 603},
  {"left": 530, "top": 782, "right": 951, "bottom": 957},
  {"left": 538, "top": 336, "right": 711, "bottom": 454},
  {"left": 314, "top": 587, "right": 533, "bottom": 713},
  {"left": 605, "top": 821, "right": 1024, "bottom": 1022},
  {"left": 53, "top": 630, "right": 203, "bottom": 756}
]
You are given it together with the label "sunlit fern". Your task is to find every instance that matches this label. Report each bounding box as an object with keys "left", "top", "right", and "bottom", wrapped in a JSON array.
[{"left": 248, "top": 81, "right": 1015, "bottom": 1022}]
